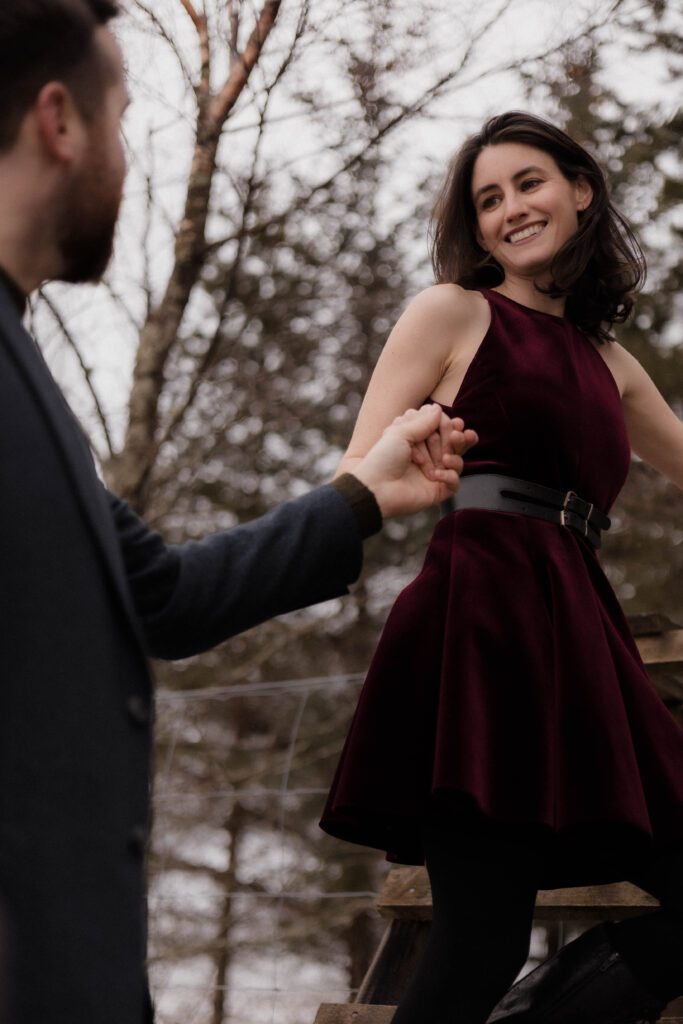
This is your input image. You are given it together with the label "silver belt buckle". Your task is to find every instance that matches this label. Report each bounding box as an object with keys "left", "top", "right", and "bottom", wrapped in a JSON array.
[{"left": 562, "top": 490, "right": 593, "bottom": 536}]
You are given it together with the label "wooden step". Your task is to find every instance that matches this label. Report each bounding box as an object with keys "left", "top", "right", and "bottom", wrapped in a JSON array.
[
  {"left": 377, "top": 866, "right": 659, "bottom": 921},
  {"left": 636, "top": 624, "right": 683, "bottom": 706},
  {"left": 314, "top": 1007, "right": 683, "bottom": 1023},
  {"left": 314, "top": 1007, "right": 394, "bottom": 1023}
]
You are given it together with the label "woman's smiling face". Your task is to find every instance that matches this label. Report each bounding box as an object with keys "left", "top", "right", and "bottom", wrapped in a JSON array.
[{"left": 471, "top": 142, "right": 592, "bottom": 284}]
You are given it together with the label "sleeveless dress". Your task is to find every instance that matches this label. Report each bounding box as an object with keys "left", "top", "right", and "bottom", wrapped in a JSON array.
[{"left": 320, "top": 288, "right": 683, "bottom": 889}]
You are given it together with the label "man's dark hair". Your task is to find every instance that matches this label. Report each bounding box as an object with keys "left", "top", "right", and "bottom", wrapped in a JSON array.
[
  {"left": 0, "top": 0, "right": 120, "bottom": 153},
  {"left": 430, "top": 111, "right": 646, "bottom": 342}
]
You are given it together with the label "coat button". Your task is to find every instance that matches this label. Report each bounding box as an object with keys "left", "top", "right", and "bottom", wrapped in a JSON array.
[
  {"left": 125, "top": 694, "right": 151, "bottom": 726},
  {"left": 128, "top": 825, "right": 148, "bottom": 857}
]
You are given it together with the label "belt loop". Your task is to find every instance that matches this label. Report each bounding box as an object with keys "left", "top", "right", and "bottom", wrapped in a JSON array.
[{"left": 561, "top": 490, "right": 576, "bottom": 531}]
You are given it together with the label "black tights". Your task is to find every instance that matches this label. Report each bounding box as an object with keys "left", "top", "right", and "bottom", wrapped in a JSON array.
[
  {"left": 391, "top": 824, "right": 538, "bottom": 1024},
  {"left": 392, "top": 823, "right": 683, "bottom": 1024}
]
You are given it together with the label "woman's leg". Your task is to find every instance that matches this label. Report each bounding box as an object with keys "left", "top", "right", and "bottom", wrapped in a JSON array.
[
  {"left": 391, "top": 821, "right": 538, "bottom": 1024},
  {"left": 608, "top": 852, "right": 683, "bottom": 1004}
]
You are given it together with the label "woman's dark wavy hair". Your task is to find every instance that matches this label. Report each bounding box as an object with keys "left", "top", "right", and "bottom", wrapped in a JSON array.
[{"left": 430, "top": 111, "right": 646, "bottom": 341}]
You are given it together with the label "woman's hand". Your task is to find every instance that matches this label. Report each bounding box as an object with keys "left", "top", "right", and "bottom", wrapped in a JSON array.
[
  {"left": 410, "top": 412, "right": 470, "bottom": 482},
  {"left": 352, "top": 405, "right": 478, "bottom": 518}
]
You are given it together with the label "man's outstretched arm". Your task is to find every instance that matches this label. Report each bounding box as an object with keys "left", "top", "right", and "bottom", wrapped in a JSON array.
[{"left": 111, "top": 405, "right": 476, "bottom": 660}]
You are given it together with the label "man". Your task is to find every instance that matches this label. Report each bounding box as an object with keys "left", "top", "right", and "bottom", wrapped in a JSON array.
[{"left": 0, "top": 2, "right": 476, "bottom": 1021}]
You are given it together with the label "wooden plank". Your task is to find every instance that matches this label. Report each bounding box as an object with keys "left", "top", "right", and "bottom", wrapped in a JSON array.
[
  {"left": 314, "top": 998, "right": 683, "bottom": 1021},
  {"left": 534, "top": 882, "right": 658, "bottom": 919},
  {"left": 378, "top": 867, "right": 657, "bottom": 921},
  {"left": 313, "top": 1006, "right": 682, "bottom": 1023},
  {"left": 628, "top": 613, "right": 681, "bottom": 637},
  {"left": 314, "top": 1006, "right": 395, "bottom": 1023},
  {"left": 637, "top": 630, "right": 683, "bottom": 668},
  {"left": 634, "top": 629, "right": 683, "bottom": 704},
  {"left": 377, "top": 866, "right": 431, "bottom": 920},
  {"left": 624, "top": 621, "right": 683, "bottom": 704},
  {"left": 646, "top": 667, "right": 683, "bottom": 707}
]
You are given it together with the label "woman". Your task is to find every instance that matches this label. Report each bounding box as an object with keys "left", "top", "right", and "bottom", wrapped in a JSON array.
[{"left": 320, "top": 112, "right": 683, "bottom": 1023}]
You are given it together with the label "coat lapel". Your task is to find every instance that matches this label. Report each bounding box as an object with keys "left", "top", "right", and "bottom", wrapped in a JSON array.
[{"left": 0, "top": 280, "right": 145, "bottom": 647}]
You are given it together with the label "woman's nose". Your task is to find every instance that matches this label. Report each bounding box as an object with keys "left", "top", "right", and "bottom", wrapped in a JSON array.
[{"left": 504, "top": 191, "right": 528, "bottom": 221}]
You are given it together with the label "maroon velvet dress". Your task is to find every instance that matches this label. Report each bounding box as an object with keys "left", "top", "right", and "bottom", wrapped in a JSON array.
[{"left": 320, "top": 288, "right": 683, "bottom": 888}]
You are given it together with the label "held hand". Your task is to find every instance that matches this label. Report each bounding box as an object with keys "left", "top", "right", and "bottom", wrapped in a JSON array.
[
  {"left": 352, "top": 405, "right": 478, "bottom": 519},
  {"left": 411, "top": 412, "right": 468, "bottom": 482}
]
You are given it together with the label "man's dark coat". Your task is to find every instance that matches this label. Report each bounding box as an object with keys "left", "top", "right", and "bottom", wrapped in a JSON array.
[{"left": 0, "top": 279, "right": 364, "bottom": 1023}]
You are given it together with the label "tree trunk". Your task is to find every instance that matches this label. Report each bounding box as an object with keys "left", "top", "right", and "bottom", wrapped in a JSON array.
[{"left": 211, "top": 800, "right": 247, "bottom": 1024}]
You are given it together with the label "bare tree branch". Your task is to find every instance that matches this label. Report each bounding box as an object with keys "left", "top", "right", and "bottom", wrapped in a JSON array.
[
  {"left": 144, "top": 137, "right": 264, "bottom": 468},
  {"left": 99, "top": 278, "right": 144, "bottom": 334},
  {"left": 210, "top": 0, "right": 281, "bottom": 126},
  {"left": 149, "top": 4, "right": 311, "bottom": 455},
  {"left": 220, "top": 91, "right": 356, "bottom": 135},
  {"left": 38, "top": 290, "right": 115, "bottom": 460},
  {"left": 108, "top": 0, "right": 283, "bottom": 509},
  {"left": 141, "top": 158, "right": 155, "bottom": 325},
  {"left": 131, "top": 1, "right": 196, "bottom": 94}
]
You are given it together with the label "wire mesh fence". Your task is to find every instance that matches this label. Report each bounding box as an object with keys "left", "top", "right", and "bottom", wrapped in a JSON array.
[{"left": 148, "top": 674, "right": 386, "bottom": 1024}]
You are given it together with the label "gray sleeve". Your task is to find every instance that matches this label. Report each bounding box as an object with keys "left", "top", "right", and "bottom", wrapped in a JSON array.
[{"left": 108, "top": 485, "right": 364, "bottom": 660}]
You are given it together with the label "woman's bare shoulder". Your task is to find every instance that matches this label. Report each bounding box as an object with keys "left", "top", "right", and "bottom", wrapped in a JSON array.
[
  {"left": 395, "top": 285, "right": 489, "bottom": 349},
  {"left": 405, "top": 283, "right": 487, "bottom": 322}
]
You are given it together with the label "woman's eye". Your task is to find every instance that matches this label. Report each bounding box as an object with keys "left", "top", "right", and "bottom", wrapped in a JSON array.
[
  {"left": 481, "top": 195, "right": 499, "bottom": 210},
  {"left": 521, "top": 178, "right": 542, "bottom": 190}
]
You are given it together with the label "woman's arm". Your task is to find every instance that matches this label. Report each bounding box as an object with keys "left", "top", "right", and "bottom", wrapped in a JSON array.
[
  {"left": 603, "top": 342, "right": 683, "bottom": 487},
  {"left": 336, "top": 284, "right": 487, "bottom": 477}
]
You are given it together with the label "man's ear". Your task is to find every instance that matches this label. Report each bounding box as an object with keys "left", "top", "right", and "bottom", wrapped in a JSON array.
[
  {"left": 575, "top": 174, "right": 594, "bottom": 213},
  {"left": 33, "top": 82, "right": 86, "bottom": 165}
]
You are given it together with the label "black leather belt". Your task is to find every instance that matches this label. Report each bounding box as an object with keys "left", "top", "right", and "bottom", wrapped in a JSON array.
[{"left": 449, "top": 474, "right": 610, "bottom": 548}]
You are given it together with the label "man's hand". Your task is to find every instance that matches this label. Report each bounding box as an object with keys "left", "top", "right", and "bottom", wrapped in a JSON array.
[{"left": 351, "top": 405, "right": 478, "bottom": 519}]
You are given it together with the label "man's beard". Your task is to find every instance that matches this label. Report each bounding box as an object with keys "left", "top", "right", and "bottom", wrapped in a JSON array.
[{"left": 55, "top": 148, "right": 122, "bottom": 285}]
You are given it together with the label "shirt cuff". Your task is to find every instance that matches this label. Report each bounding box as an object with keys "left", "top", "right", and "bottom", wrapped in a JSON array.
[{"left": 330, "top": 473, "right": 383, "bottom": 540}]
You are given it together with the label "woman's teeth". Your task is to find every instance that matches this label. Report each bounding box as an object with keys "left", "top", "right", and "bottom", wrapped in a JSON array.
[{"left": 507, "top": 223, "right": 545, "bottom": 244}]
